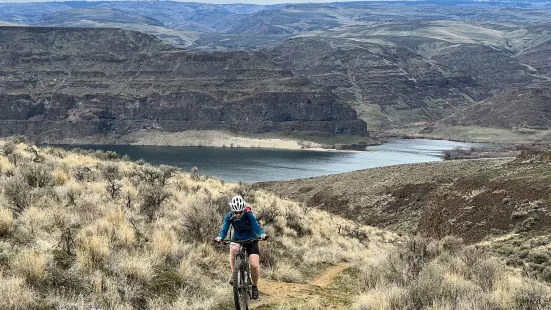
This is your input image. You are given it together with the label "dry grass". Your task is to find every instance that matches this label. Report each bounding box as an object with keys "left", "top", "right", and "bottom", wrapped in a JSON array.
[
  {"left": 0, "top": 139, "right": 388, "bottom": 308},
  {"left": 350, "top": 236, "right": 551, "bottom": 310},
  {"left": 0, "top": 139, "right": 549, "bottom": 309},
  {"left": 11, "top": 250, "right": 49, "bottom": 284},
  {"left": 0, "top": 272, "right": 35, "bottom": 309}
]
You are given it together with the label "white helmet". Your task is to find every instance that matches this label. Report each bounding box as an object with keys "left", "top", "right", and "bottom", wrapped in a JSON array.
[{"left": 229, "top": 195, "right": 246, "bottom": 212}]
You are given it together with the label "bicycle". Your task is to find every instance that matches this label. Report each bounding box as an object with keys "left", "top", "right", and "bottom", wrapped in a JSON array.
[{"left": 218, "top": 237, "right": 263, "bottom": 310}]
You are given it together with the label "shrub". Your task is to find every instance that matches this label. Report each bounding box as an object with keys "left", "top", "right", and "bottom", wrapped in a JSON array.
[
  {"left": 101, "top": 162, "right": 122, "bottom": 181},
  {"left": 2, "top": 141, "right": 16, "bottom": 156},
  {"left": 512, "top": 278, "right": 551, "bottom": 309},
  {"left": 20, "top": 163, "right": 53, "bottom": 188},
  {"left": 260, "top": 245, "right": 278, "bottom": 269},
  {"left": 177, "top": 259, "right": 194, "bottom": 282},
  {"left": 399, "top": 235, "right": 440, "bottom": 283},
  {"left": 92, "top": 150, "right": 119, "bottom": 161},
  {"left": 0, "top": 208, "right": 14, "bottom": 237},
  {"left": 7, "top": 152, "right": 23, "bottom": 167},
  {"left": 442, "top": 147, "right": 474, "bottom": 160},
  {"left": 459, "top": 246, "right": 486, "bottom": 270},
  {"left": 182, "top": 195, "right": 227, "bottom": 242},
  {"left": 471, "top": 257, "right": 503, "bottom": 292},
  {"left": 19, "top": 206, "right": 55, "bottom": 235},
  {"left": 529, "top": 252, "right": 550, "bottom": 265},
  {"left": 101, "top": 163, "right": 123, "bottom": 199},
  {"left": 3, "top": 176, "right": 32, "bottom": 213},
  {"left": 159, "top": 165, "right": 178, "bottom": 186},
  {"left": 64, "top": 181, "right": 82, "bottom": 206},
  {"left": 56, "top": 228, "right": 76, "bottom": 256},
  {"left": 542, "top": 266, "right": 551, "bottom": 282},
  {"left": 410, "top": 263, "right": 483, "bottom": 309},
  {"left": 130, "top": 165, "right": 176, "bottom": 186},
  {"left": 140, "top": 185, "right": 170, "bottom": 221},
  {"left": 26, "top": 146, "right": 45, "bottom": 163},
  {"left": 286, "top": 215, "right": 312, "bottom": 237},
  {"left": 256, "top": 201, "right": 281, "bottom": 225},
  {"left": 73, "top": 166, "right": 93, "bottom": 182},
  {"left": 439, "top": 235, "right": 464, "bottom": 253},
  {"left": 190, "top": 166, "right": 199, "bottom": 181}
]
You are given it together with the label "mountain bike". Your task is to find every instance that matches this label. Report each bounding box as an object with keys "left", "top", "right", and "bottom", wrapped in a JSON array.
[{"left": 219, "top": 237, "right": 263, "bottom": 310}]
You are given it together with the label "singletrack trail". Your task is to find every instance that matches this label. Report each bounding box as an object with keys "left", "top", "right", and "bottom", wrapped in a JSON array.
[{"left": 251, "top": 263, "right": 351, "bottom": 309}]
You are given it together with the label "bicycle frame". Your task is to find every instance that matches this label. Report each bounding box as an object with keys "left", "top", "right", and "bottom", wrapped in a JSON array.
[{"left": 221, "top": 237, "right": 261, "bottom": 310}]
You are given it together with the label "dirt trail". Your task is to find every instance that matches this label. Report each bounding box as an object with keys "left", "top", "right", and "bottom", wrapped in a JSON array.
[{"left": 251, "top": 263, "right": 351, "bottom": 309}]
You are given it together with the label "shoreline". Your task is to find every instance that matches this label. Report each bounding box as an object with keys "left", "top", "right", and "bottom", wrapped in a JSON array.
[
  {"left": 375, "top": 126, "right": 551, "bottom": 145},
  {"left": 47, "top": 130, "right": 365, "bottom": 153}
]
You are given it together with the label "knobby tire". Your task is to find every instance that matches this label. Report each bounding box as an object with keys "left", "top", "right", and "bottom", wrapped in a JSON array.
[
  {"left": 233, "top": 259, "right": 249, "bottom": 310},
  {"left": 241, "top": 265, "right": 249, "bottom": 309}
]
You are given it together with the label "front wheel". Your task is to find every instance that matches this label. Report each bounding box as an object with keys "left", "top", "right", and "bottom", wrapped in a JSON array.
[{"left": 233, "top": 259, "right": 249, "bottom": 310}]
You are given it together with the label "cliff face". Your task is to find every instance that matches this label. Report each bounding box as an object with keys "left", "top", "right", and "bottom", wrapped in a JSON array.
[{"left": 0, "top": 27, "right": 367, "bottom": 142}]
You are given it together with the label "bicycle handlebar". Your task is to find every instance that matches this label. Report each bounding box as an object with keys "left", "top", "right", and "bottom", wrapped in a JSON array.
[{"left": 215, "top": 236, "right": 267, "bottom": 245}]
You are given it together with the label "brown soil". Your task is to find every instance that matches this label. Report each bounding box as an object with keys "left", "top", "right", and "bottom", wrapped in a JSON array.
[{"left": 252, "top": 263, "right": 351, "bottom": 309}]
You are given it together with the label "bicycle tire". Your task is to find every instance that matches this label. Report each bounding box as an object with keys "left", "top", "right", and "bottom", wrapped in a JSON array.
[
  {"left": 241, "top": 265, "right": 250, "bottom": 309},
  {"left": 233, "top": 259, "right": 241, "bottom": 310},
  {"left": 233, "top": 259, "right": 249, "bottom": 310}
]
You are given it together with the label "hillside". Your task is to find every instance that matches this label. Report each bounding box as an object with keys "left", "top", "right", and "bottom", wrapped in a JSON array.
[
  {"left": 268, "top": 21, "right": 551, "bottom": 132},
  {"left": 256, "top": 154, "right": 551, "bottom": 242},
  {"left": 1, "top": 139, "right": 550, "bottom": 309},
  {"left": 256, "top": 150, "right": 551, "bottom": 284},
  {"left": 0, "top": 138, "right": 386, "bottom": 308},
  {"left": 2, "top": 2, "right": 551, "bottom": 140},
  {"left": 0, "top": 27, "right": 367, "bottom": 144},
  {"left": 432, "top": 82, "right": 551, "bottom": 130}
]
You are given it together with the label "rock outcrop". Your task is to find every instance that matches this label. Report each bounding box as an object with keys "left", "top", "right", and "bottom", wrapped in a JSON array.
[{"left": 0, "top": 27, "right": 367, "bottom": 142}]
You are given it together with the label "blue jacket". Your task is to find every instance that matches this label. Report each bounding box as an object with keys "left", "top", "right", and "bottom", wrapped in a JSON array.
[{"left": 219, "top": 211, "right": 265, "bottom": 241}]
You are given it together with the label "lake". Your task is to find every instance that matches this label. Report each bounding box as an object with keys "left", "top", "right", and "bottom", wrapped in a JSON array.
[{"left": 64, "top": 139, "right": 481, "bottom": 183}]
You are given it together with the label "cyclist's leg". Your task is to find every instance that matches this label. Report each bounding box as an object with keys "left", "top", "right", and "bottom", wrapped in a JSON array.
[
  {"left": 229, "top": 242, "right": 240, "bottom": 273},
  {"left": 246, "top": 241, "right": 261, "bottom": 285},
  {"left": 249, "top": 254, "right": 260, "bottom": 285}
]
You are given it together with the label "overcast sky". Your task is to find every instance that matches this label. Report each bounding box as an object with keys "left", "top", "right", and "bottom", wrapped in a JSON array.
[{"left": 2, "top": 0, "right": 375, "bottom": 4}]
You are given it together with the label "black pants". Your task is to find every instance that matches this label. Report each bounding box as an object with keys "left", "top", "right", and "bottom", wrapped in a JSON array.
[{"left": 231, "top": 240, "right": 260, "bottom": 256}]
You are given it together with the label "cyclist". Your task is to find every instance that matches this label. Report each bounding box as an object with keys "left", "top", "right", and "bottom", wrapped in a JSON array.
[{"left": 215, "top": 195, "right": 267, "bottom": 300}]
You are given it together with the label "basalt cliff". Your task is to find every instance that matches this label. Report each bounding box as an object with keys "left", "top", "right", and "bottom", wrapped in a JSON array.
[{"left": 0, "top": 27, "right": 367, "bottom": 143}]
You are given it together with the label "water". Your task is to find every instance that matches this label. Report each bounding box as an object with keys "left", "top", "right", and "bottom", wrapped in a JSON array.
[{"left": 62, "top": 139, "right": 482, "bottom": 183}]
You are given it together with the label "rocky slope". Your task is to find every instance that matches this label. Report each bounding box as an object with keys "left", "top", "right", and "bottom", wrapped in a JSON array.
[
  {"left": 433, "top": 82, "right": 551, "bottom": 130},
  {"left": 0, "top": 27, "right": 367, "bottom": 143}
]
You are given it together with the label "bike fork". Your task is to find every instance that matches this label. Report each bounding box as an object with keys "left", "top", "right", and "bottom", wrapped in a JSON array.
[{"left": 245, "top": 270, "right": 253, "bottom": 297}]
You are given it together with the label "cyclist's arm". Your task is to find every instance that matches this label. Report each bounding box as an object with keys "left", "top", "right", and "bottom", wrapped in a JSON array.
[
  {"left": 219, "top": 212, "right": 231, "bottom": 239},
  {"left": 248, "top": 213, "right": 265, "bottom": 236}
]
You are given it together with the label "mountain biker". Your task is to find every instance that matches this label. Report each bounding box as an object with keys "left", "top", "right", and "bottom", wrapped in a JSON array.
[{"left": 215, "top": 195, "right": 267, "bottom": 300}]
